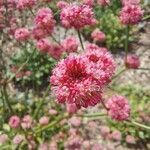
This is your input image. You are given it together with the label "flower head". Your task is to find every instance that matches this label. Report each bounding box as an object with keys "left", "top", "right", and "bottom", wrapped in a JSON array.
[
  {"left": 9, "top": 115, "right": 20, "bottom": 128},
  {"left": 91, "top": 28, "right": 106, "bottom": 42},
  {"left": 21, "top": 115, "right": 33, "bottom": 129},
  {"left": 39, "top": 116, "right": 49, "bottom": 126},
  {"left": 57, "top": 1, "right": 69, "bottom": 9},
  {"left": 125, "top": 54, "right": 140, "bottom": 69},
  {"left": 50, "top": 45, "right": 115, "bottom": 108},
  {"left": 111, "top": 130, "right": 122, "bottom": 141},
  {"left": 34, "top": 8, "right": 55, "bottom": 33},
  {"left": 97, "top": 0, "right": 110, "bottom": 6},
  {"left": 121, "top": 0, "right": 140, "bottom": 6},
  {"left": 106, "top": 95, "right": 130, "bottom": 121},
  {"left": 60, "top": 4, "right": 96, "bottom": 29},
  {"left": 36, "top": 38, "right": 52, "bottom": 53},
  {"left": 66, "top": 103, "right": 78, "bottom": 114},
  {"left": 61, "top": 36, "right": 78, "bottom": 53},
  {"left": 0, "top": 134, "right": 8, "bottom": 144},
  {"left": 119, "top": 4, "right": 143, "bottom": 25},
  {"left": 13, "top": 135, "right": 24, "bottom": 145},
  {"left": 14, "top": 28, "right": 30, "bottom": 41},
  {"left": 17, "top": 0, "right": 36, "bottom": 10},
  {"left": 83, "top": 0, "right": 94, "bottom": 6}
]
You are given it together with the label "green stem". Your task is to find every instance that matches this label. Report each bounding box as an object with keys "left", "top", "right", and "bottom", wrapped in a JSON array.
[
  {"left": 3, "top": 85, "right": 14, "bottom": 114},
  {"left": 142, "top": 15, "right": 150, "bottom": 21},
  {"left": 35, "top": 113, "right": 69, "bottom": 134},
  {"left": 125, "top": 25, "right": 129, "bottom": 64},
  {"left": 79, "top": 113, "right": 106, "bottom": 118},
  {"left": 77, "top": 30, "right": 84, "bottom": 50},
  {"left": 112, "top": 68, "right": 127, "bottom": 80},
  {"left": 129, "top": 120, "right": 150, "bottom": 130},
  {"left": 33, "top": 86, "right": 50, "bottom": 119},
  {"left": 136, "top": 68, "right": 150, "bottom": 71}
]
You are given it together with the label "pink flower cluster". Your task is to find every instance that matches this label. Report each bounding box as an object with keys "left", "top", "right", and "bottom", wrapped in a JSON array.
[
  {"left": 121, "top": 0, "right": 140, "bottom": 6},
  {"left": 60, "top": 4, "right": 96, "bottom": 29},
  {"left": 97, "top": 0, "right": 110, "bottom": 7},
  {"left": 125, "top": 54, "right": 140, "bottom": 69},
  {"left": 83, "top": 0, "right": 94, "bottom": 6},
  {"left": 106, "top": 95, "right": 130, "bottom": 121},
  {"left": 61, "top": 36, "right": 79, "bottom": 53},
  {"left": 34, "top": 8, "right": 55, "bottom": 34},
  {"left": 57, "top": 1, "right": 69, "bottom": 9},
  {"left": 17, "top": 0, "right": 36, "bottom": 10},
  {"left": 91, "top": 28, "right": 106, "bottom": 42},
  {"left": 9, "top": 115, "right": 20, "bottom": 128},
  {"left": 119, "top": 4, "right": 143, "bottom": 25},
  {"left": 50, "top": 44, "right": 115, "bottom": 108},
  {"left": 14, "top": 28, "right": 30, "bottom": 41}
]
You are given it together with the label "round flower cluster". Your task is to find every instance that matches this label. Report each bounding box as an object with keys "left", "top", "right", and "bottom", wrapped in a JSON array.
[
  {"left": 119, "top": 4, "right": 143, "bottom": 25},
  {"left": 50, "top": 44, "right": 115, "bottom": 108},
  {"left": 106, "top": 95, "right": 130, "bottom": 121},
  {"left": 57, "top": 1, "right": 69, "bottom": 9},
  {"left": 125, "top": 54, "right": 140, "bottom": 69},
  {"left": 97, "top": 0, "right": 110, "bottom": 7},
  {"left": 60, "top": 4, "right": 96, "bottom": 29},
  {"left": 34, "top": 8, "right": 55, "bottom": 34},
  {"left": 83, "top": 0, "right": 94, "bottom": 6},
  {"left": 9, "top": 116, "right": 20, "bottom": 128},
  {"left": 91, "top": 28, "right": 106, "bottom": 42},
  {"left": 14, "top": 28, "right": 30, "bottom": 41},
  {"left": 121, "top": 0, "right": 140, "bottom": 6},
  {"left": 17, "top": 0, "right": 36, "bottom": 10},
  {"left": 61, "top": 36, "right": 79, "bottom": 53}
]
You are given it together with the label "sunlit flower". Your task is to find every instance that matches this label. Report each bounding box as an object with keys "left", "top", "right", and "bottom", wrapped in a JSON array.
[
  {"left": 60, "top": 4, "right": 96, "bottom": 29},
  {"left": 119, "top": 4, "right": 143, "bottom": 25},
  {"left": 106, "top": 95, "right": 130, "bottom": 121}
]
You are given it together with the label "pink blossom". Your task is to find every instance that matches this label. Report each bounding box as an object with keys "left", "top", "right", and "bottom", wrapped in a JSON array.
[
  {"left": 85, "top": 46, "right": 115, "bottom": 85},
  {"left": 97, "top": 0, "right": 110, "bottom": 6},
  {"left": 34, "top": 8, "right": 55, "bottom": 34},
  {"left": 32, "top": 27, "right": 49, "bottom": 40},
  {"left": 0, "top": 134, "right": 8, "bottom": 144},
  {"left": 14, "top": 28, "right": 30, "bottom": 41},
  {"left": 61, "top": 36, "right": 78, "bottom": 53},
  {"left": 106, "top": 95, "right": 130, "bottom": 121},
  {"left": 92, "top": 143, "right": 103, "bottom": 150},
  {"left": 91, "top": 28, "right": 106, "bottom": 42},
  {"left": 126, "top": 135, "right": 136, "bottom": 144},
  {"left": 39, "top": 116, "right": 49, "bottom": 126},
  {"left": 13, "top": 135, "right": 24, "bottom": 144},
  {"left": 24, "top": 70, "right": 32, "bottom": 76},
  {"left": 100, "top": 126, "right": 110, "bottom": 138},
  {"left": 9, "top": 115, "right": 20, "bottom": 128},
  {"left": 36, "top": 38, "right": 52, "bottom": 53},
  {"left": 69, "top": 116, "right": 81, "bottom": 127},
  {"left": 57, "top": 1, "right": 69, "bottom": 9},
  {"left": 21, "top": 115, "right": 33, "bottom": 129},
  {"left": 83, "top": 0, "right": 95, "bottom": 6},
  {"left": 60, "top": 4, "right": 96, "bottom": 29},
  {"left": 48, "top": 109, "right": 58, "bottom": 115},
  {"left": 39, "top": 143, "right": 49, "bottom": 150},
  {"left": 111, "top": 130, "right": 122, "bottom": 141},
  {"left": 83, "top": 140, "right": 91, "bottom": 149},
  {"left": 121, "top": 0, "right": 140, "bottom": 6},
  {"left": 125, "top": 54, "right": 140, "bottom": 69},
  {"left": 50, "top": 55, "right": 101, "bottom": 107},
  {"left": 17, "top": 0, "right": 36, "bottom": 10},
  {"left": 65, "top": 135, "right": 83, "bottom": 150},
  {"left": 50, "top": 48, "right": 115, "bottom": 107},
  {"left": 66, "top": 103, "right": 78, "bottom": 114},
  {"left": 119, "top": 4, "right": 143, "bottom": 25},
  {"left": 48, "top": 44, "right": 63, "bottom": 60}
]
